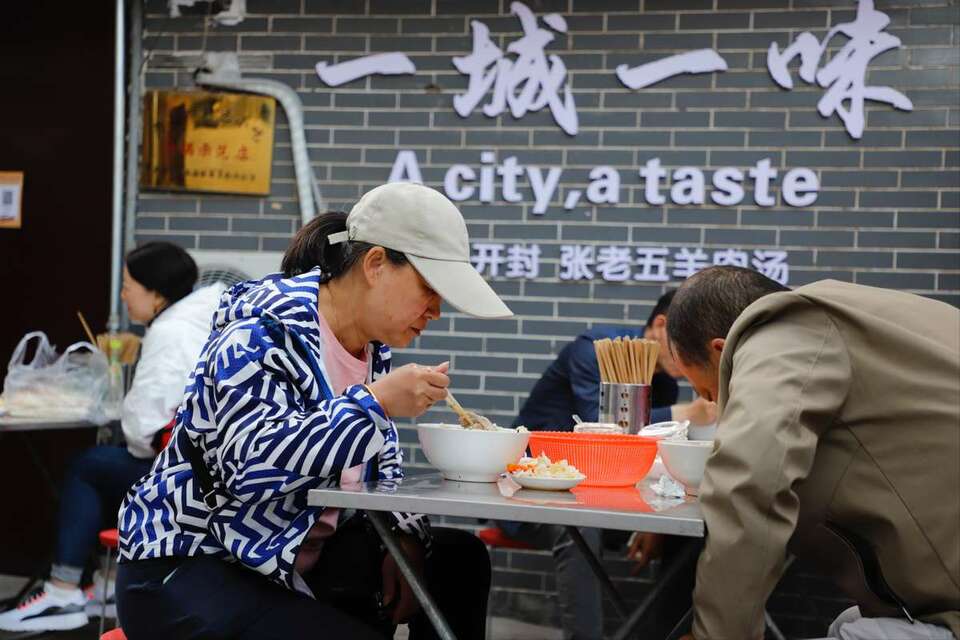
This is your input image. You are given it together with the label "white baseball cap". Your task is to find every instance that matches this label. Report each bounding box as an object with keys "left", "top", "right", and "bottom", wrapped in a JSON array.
[{"left": 328, "top": 182, "right": 513, "bottom": 319}]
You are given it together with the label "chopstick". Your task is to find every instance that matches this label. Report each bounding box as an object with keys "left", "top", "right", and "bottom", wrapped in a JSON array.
[
  {"left": 593, "top": 336, "right": 661, "bottom": 385},
  {"left": 444, "top": 390, "right": 471, "bottom": 422},
  {"left": 77, "top": 311, "right": 97, "bottom": 347}
]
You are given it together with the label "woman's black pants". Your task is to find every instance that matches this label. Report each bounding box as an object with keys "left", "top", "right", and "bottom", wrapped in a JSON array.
[{"left": 116, "top": 525, "right": 490, "bottom": 640}]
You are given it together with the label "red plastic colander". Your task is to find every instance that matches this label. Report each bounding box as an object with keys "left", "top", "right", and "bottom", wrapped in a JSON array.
[{"left": 527, "top": 431, "right": 658, "bottom": 487}]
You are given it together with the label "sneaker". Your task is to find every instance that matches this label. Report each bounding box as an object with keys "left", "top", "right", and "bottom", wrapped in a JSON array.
[
  {"left": 83, "top": 576, "right": 117, "bottom": 619},
  {"left": 91, "top": 569, "right": 116, "bottom": 601},
  {"left": 0, "top": 581, "right": 89, "bottom": 631},
  {"left": 84, "top": 570, "right": 117, "bottom": 614}
]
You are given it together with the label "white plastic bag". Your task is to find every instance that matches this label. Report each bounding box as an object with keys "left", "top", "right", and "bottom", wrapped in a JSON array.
[{"left": 1, "top": 331, "right": 110, "bottom": 423}]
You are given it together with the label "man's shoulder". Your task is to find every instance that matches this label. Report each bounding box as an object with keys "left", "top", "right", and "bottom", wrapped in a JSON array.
[{"left": 730, "top": 288, "right": 823, "bottom": 336}]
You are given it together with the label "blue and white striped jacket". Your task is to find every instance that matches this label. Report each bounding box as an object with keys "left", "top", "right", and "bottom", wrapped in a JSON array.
[{"left": 118, "top": 268, "right": 431, "bottom": 589}]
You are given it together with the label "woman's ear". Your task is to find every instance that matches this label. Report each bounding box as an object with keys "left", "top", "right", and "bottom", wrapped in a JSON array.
[
  {"left": 152, "top": 292, "right": 169, "bottom": 318},
  {"left": 361, "top": 246, "right": 387, "bottom": 286}
]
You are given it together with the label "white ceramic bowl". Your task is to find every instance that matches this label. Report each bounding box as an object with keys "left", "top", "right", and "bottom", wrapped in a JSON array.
[
  {"left": 416, "top": 423, "right": 531, "bottom": 482},
  {"left": 657, "top": 439, "right": 714, "bottom": 495}
]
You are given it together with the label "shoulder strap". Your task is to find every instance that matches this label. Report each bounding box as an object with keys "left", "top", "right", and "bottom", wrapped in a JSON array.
[{"left": 179, "top": 432, "right": 224, "bottom": 511}]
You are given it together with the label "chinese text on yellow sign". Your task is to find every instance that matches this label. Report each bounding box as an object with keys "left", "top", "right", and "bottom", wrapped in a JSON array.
[{"left": 141, "top": 90, "right": 275, "bottom": 196}]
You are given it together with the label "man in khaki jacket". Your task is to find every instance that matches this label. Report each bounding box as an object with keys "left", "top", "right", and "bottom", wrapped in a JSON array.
[{"left": 666, "top": 266, "right": 959, "bottom": 640}]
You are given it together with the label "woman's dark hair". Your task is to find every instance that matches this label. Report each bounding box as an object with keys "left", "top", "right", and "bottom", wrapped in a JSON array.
[
  {"left": 281, "top": 211, "right": 407, "bottom": 280},
  {"left": 667, "top": 266, "right": 789, "bottom": 367},
  {"left": 126, "top": 241, "right": 198, "bottom": 305}
]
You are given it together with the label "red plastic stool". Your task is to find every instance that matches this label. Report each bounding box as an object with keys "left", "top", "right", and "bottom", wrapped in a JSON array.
[
  {"left": 477, "top": 527, "right": 534, "bottom": 550},
  {"left": 100, "top": 628, "right": 127, "bottom": 640},
  {"left": 98, "top": 528, "right": 120, "bottom": 635}
]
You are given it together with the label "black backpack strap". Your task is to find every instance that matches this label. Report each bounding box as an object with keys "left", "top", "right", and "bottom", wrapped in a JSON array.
[{"left": 180, "top": 432, "right": 224, "bottom": 510}]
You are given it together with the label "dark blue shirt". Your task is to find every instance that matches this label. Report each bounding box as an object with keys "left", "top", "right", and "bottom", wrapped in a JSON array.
[{"left": 514, "top": 326, "right": 678, "bottom": 431}]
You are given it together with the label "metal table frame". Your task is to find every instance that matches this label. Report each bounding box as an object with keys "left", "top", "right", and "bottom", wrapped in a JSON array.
[
  {"left": 309, "top": 474, "right": 705, "bottom": 640},
  {"left": 0, "top": 417, "right": 102, "bottom": 500},
  {"left": 0, "top": 416, "right": 102, "bottom": 617}
]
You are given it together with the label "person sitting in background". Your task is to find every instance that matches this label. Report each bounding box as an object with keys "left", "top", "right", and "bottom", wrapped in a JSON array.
[
  {"left": 500, "top": 290, "right": 716, "bottom": 640},
  {"left": 514, "top": 290, "right": 715, "bottom": 432},
  {"left": 668, "top": 266, "right": 958, "bottom": 640},
  {"left": 0, "top": 242, "right": 224, "bottom": 633}
]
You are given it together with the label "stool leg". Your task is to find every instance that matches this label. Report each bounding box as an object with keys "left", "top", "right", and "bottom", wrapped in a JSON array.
[
  {"left": 765, "top": 610, "right": 787, "bottom": 640},
  {"left": 99, "top": 547, "right": 112, "bottom": 635}
]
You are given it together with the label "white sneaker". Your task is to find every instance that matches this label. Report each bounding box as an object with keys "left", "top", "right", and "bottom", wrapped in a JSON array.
[
  {"left": 0, "top": 581, "right": 89, "bottom": 631},
  {"left": 92, "top": 569, "right": 116, "bottom": 600},
  {"left": 84, "top": 570, "right": 117, "bottom": 618}
]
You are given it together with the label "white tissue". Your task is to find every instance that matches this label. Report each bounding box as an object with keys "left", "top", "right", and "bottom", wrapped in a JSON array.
[
  {"left": 497, "top": 473, "right": 522, "bottom": 498},
  {"left": 651, "top": 474, "right": 686, "bottom": 498}
]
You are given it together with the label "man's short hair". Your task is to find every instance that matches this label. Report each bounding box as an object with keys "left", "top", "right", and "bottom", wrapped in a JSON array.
[
  {"left": 667, "top": 266, "right": 789, "bottom": 366},
  {"left": 646, "top": 289, "right": 677, "bottom": 328}
]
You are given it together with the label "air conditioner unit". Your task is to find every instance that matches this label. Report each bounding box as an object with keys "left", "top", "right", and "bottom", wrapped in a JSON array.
[{"left": 189, "top": 250, "right": 283, "bottom": 288}]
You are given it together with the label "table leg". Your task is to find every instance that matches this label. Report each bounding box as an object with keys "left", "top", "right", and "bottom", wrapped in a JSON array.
[
  {"left": 611, "top": 540, "right": 701, "bottom": 640},
  {"left": 0, "top": 431, "right": 55, "bottom": 612},
  {"left": 564, "top": 525, "right": 629, "bottom": 619},
  {"left": 19, "top": 432, "right": 60, "bottom": 502},
  {"left": 665, "top": 608, "right": 694, "bottom": 640},
  {"left": 0, "top": 422, "right": 102, "bottom": 617},
  {"left": 364, "top": 510, "right": 458, "bottom": 640}
]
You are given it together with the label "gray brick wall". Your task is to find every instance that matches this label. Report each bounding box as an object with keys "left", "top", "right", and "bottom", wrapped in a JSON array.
[{"left": 137, "top": 0, "right": 958, "bottom": 636}]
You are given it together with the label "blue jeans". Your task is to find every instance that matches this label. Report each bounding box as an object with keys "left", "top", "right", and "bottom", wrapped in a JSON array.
[{"left": 53, "top": 445, "right": 153, "bottom": 581}]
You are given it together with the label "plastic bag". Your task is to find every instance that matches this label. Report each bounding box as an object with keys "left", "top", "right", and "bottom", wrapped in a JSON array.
[{"left": 1, "top": 331, "right": 110, "bottom": 424}]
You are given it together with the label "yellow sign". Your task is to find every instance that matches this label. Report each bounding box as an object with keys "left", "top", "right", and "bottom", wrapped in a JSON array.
[{"left": 140, "top": 90, "right": 275, "bottom": 196}]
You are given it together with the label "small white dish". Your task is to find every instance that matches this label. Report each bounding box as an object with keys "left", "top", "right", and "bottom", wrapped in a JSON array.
[
  {"left": 639, "top": 420, "right": 690, "bottom": 440},
  {"left": 510, "top": 473, "right": 586, "bottom": 491}
]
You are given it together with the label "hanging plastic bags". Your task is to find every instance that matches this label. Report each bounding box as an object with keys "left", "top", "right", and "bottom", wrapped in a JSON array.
[{"left": 1, "top": 331, "right": 109, "bottom": 424}]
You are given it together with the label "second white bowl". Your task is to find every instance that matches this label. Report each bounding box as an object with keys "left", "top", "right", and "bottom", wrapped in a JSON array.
[{"left": 657, "top": 439, "right": 714, "bottom": 495}]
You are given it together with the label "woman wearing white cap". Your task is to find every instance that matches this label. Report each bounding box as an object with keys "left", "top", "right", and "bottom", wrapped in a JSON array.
[{"left": 114, "top": 183, "right": 512, "bottom": 639}]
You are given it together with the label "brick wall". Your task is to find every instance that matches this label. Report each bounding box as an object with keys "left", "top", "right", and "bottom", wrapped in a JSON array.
[{"left": 137, "top": 0, "right": 958, "bottom": 636}]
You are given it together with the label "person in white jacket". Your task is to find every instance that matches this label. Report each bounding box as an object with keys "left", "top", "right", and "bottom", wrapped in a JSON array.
[
  {"left": 0, "top": 242, "right": 225, "bottom": 633},
  {"left": 120, "top": 271, "right": 226, "bottom": 459}
]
